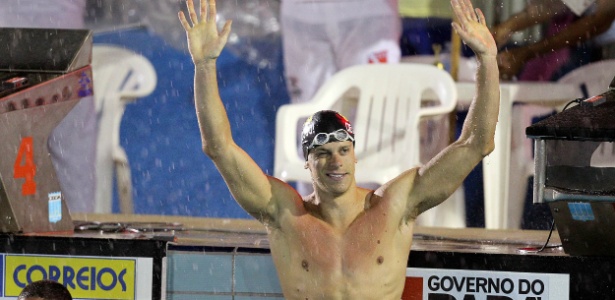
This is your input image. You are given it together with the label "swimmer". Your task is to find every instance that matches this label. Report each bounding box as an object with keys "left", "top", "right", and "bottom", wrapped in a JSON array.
[
  {"left": 178, "top": 0, "right": 499, "bottom": 298},
  {"left": 18, "top": 280, "right": 72, "bottom": 300}
]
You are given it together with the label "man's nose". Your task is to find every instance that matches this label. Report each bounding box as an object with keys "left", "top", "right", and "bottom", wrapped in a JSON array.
[{"left": 329, "top": 153, "right": 343, "bottom": 167}]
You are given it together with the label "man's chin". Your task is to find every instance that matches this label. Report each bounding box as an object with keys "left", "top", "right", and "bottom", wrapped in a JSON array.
[{"left": 321, "top": 181, "right": 351, "bottom": 195}]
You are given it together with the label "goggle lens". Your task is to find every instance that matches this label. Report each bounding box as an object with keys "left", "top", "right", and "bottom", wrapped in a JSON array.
[
  {"left": 309, "top": 129, "right": 353, "bottom": 149},
  {"left": 314, "top": 133, "right": 330, "bottom": 145},
  {"left": 333, "top": 130, "right": 349, "bottom": 141}
]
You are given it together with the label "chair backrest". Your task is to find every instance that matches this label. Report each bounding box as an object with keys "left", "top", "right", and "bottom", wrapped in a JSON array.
[
  {"left": 92, "top": 45, "right": 157, "bottom": 116},
  {"left": 557, "top": 59, "right": 615, "bottom": 98},
  {"left": 91, "top": 44, "right": 157, "bottom": 213},
  {"left": 274, "top": 63, "right": 457, "bottom": 185},
  {"left": 401, "top": 54, "right": 478, "bottom": 82},
  {"left": 558, "top": 59, "right": 615, "bottom": 169}
]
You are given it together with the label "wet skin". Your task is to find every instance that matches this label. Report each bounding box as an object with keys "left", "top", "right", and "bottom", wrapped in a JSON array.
[
  {"left": 179, "top": 0, "right": 499, "bottom": 298},
  {"left": 266, "top": 141, "right": 417, "bottom": 299},
  {"left": 268, "top": 187, "right": 416, "bottom": 299}
]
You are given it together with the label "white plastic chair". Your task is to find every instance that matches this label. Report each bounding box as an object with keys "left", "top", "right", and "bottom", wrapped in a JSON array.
[
  {"left": 558, "top": 59, "right": 615, "bottom": 99},
  {"left": 400, "top": 54, "right": 478, "bottom": 84},
  {"left": 91, "top": 45, "right": 157, "bottom": 214},
  {"left": 591, "top": 141, "right": 615, "bottom": 167},
  {"left": 275, "top": 63, "right": 466, "bottom": 227},
  {"left": 508, "top": 59, "right": 615, "bottom": 228}
]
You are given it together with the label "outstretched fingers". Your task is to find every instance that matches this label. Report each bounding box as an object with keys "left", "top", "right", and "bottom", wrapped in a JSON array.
[
  {"left": 475, "top": 8, "right": 486, "bottom": 26},
  {"left": 179, "top": 0, "right": 218, "bottom": 28},
  {"left": 451, "top": 22, "right": 469, "bottom": 43},
  {"left": 220, "top": 20, "right": 232, "bottom": 44},
  {"left": 451, "top": 0, "right": 497, "bottom": 57},
  {"left": 178, "top": 11, "right": 191, "bottom": 31},
  {"left": 179, "top": 0, "right": 216, "bottom": 31},
  {"left": 187, "top": 0, "right": 199, "bottom": 27},
  {"left": 179, "top": 0, "right": 199, "bottom": 31},
  {"left": 208, "top": 0, "right": 217, "bottom": 22},
  {"left": 451, "top": 0, "right": 468, "bottom": 36},
  {"left": 200, "top": 0, "right": 207, "bottom": 21},
  {"left": 452, "top": 0, "right": 465, "bottom": 22},
  {"left": 452, "top": 0, "right": 477, "bottom": 27}
]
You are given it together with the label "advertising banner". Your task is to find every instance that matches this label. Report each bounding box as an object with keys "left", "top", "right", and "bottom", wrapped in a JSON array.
[
  {"left": 1, "top": 254, "right": 153, "bottom": 300},
  {"left": 403, "top": 267, "right": 569, "bottom": 300}
]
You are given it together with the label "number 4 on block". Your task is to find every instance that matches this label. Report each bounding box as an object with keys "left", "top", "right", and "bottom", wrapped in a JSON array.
[{"left": 13, "top": 137, "right": 37, "bottom": 195}]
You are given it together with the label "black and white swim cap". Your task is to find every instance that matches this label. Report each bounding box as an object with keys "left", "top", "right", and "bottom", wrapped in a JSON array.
[{"left": 301, "top": 110, "right": 354, "bottom": 160}]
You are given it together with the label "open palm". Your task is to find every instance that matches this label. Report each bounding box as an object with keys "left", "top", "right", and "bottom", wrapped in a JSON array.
[
  {"left": 450, "top": 0, "right": 497, "bottom": 58},
  {"left": 179, "top": 0, "right": 232, "bottom": 64}
]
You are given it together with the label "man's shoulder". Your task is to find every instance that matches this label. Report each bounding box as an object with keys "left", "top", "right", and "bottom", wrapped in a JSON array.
[{"left": 378, "top": 166, "right": 419, "bottom": 192}]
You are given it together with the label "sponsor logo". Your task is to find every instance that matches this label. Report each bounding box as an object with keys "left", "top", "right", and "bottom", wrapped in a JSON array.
[
  {"left": 568, "top": 202, "right": 595, "bottom": 221},
  {"left": 5, "top": 255, "right": 136, "bottom": 299},
  {"left": 403, "top": 268, "right": 569, "bottom": 300},
  {"left": 48, "top": 191, "right": 62, "bottom": 223},
  {"left": 78, "top": 71, "right": 93, "bottom": 97},
  {"left": 368, "top": 50, "right": 388, "bottom": 63}
]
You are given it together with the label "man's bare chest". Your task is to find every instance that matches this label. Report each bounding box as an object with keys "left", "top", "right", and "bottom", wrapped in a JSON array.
[{"left": 271, "top": 209, "right": 411, "bottom": 268}]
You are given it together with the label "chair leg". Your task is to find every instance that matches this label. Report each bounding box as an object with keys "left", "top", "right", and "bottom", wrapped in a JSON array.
[
  {"left": 591, "top": 142, "right": 615, "bottom": 167},
  {"left": 507, "top": 146, "right": 533, "bottom": 229},
  {"left": 113, "top": 146, "right": 134, "bottom": 214}
]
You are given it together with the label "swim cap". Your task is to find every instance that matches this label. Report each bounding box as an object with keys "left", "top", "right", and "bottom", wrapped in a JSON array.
[{"left": 301, "top": 110, "right": 355, "bottom": 160}]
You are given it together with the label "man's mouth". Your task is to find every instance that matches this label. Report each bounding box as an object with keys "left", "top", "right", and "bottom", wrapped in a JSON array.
[{"left": 327, "top": 173, "right": 346, "bottom": 180}]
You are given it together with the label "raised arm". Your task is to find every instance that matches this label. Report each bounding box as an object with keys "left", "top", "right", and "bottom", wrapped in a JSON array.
[
  {"left": 179, "top": 0, "right": 287, "bottom": 223},
  {"left": 405, "top": 0, "right": 499, "bottom": 218}
]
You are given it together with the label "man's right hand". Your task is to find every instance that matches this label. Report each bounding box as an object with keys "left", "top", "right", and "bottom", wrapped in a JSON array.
[
  {"left": 450, "top": 0, "right": 497, "bottom": 59},
  {"left": 178, "top": 0, "right": 232, "bottom": 65}
]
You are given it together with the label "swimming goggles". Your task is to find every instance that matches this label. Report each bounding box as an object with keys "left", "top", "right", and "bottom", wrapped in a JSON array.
[{"left": 308, "top": 129, "right": 354, "bottom": 149}]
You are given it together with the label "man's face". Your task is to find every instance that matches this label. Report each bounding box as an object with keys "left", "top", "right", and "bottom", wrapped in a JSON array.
[{"left": 306, "top": 141, "right": 356, "bottom": 195}]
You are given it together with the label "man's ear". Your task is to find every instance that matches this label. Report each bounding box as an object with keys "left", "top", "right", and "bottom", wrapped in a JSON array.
[{"left": 304, "top": 161, "right": 309, "bottom": 169}]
